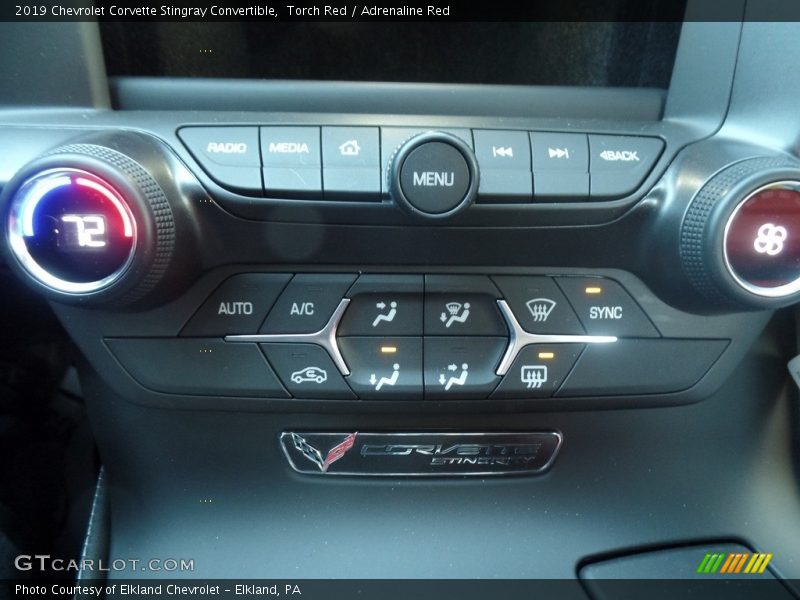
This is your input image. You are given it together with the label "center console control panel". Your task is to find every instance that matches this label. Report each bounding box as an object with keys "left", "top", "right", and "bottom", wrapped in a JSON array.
[
  {"left": 178, "top": 126, "right": 664, "bottom": 205},
  {"left": 105, "top": 273, "right": 729, "bottom": 402},
  {"left": 0, "top": 124, "right": 792, "bottom": 411}
]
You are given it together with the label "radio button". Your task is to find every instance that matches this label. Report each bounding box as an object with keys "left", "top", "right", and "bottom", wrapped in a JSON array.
[
  {"left": 424, "top": 337, "right": 505, "bottom": 399},
  {"left": 338, "top": 337, "right": 423, "bottom": 399},
  {"left": 588, "top": 134, "right": 663, "bottom": 198},
  {"left": 261, "top": 274, "right": 357, "bottom": 334},
  {"left": 492, "top": 276, "right": 584, "bottom": 335},
  {"left": 492, "top": 343, "right": 584, "bottom": 399},
  {"left": 178, "top": 126, "right": 262, "bottom": 195},
  {"left": 556, "top": 277, "right": 659, "bottom": 337},
  {"left": 181, "top": 273, "right": 291, "bottom": 336},
  {"left": 261, "top": 343, "right": 356, "bottom": 399},
  {"left": 179, "top": 127, "right": 261, "bottom": 167}
]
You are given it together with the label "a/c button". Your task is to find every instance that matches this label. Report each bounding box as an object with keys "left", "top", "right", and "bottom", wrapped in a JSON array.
[
  {"left": 555, "top": 277, "right": 659, "bottom": 338},
  {"left": 261, "top": 274, "right": 356, "bottom": 334}
]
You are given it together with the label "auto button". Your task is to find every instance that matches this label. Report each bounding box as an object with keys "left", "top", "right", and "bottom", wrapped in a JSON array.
[{"left": 181, "top": 273, "right": 291, "bottom": 336}]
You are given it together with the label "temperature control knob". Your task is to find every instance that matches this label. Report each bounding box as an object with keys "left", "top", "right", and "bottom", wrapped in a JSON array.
[
  {"left": 680, "top": 157, "right": 800, "bottom": 308},
  {"left": 2, "top": 138, "right": 175, "bottom": 305}
]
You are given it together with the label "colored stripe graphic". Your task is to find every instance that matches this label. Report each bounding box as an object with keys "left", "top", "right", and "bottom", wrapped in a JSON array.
[{"left": 699, "top": 552, "right": 773, "bottom": 575}]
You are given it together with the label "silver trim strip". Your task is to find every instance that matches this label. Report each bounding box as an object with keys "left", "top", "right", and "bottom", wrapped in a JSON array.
[
  {"left": 495, "top": 300, "right": 617, "bottom": 375},
  {"left": 225, "top": 298, "right": 351, "bottom": 375}
]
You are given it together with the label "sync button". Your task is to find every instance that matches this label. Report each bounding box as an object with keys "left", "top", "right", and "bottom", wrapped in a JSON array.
[{"left": 556, "top": 277, "right": 659, "bottom": 338}]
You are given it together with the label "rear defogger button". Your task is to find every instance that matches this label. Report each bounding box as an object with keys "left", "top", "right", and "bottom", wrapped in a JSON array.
[{"left": 389, "top": 132, "right": 479, "bottom": 219}]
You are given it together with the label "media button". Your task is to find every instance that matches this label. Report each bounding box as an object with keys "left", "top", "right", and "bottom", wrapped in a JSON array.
[{"left": 261, "top": 126, "right": 322, "bottom": 198}]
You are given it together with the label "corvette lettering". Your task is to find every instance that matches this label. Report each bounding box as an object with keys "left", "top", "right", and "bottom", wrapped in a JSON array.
[{"left": 281, "top": 432, "right": 561, "bottom": 476}]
